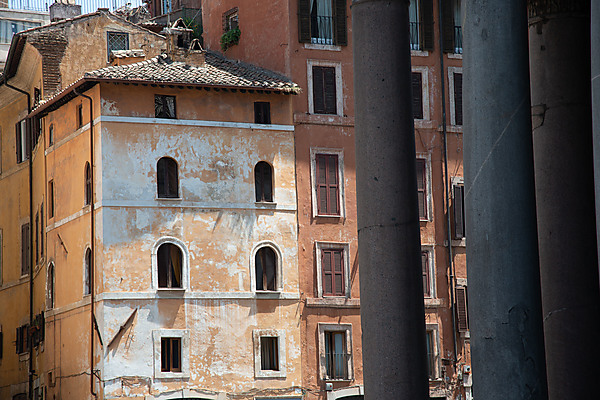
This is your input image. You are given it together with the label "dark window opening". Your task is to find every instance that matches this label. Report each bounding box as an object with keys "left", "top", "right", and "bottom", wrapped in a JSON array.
[
  {"left": 34, "top": 88, "right": 41, "bottom": 106},
  {"left": 322, "top": 249, "right": 344, "bottom": 296},
  {"left": 316, "top": 154, "right": 340, "bottom": 215},
  {"left": 254, "top": 161, "right": 273, "bottom": 202},
  {"left": 84, "top": 162, "right": 92, "bottom": 206},
  {"left": 48, "top": 180, "right": 54, "bottom": 218},
  {"left": 155, "top": 95, "right": 176, "bottom": 119},
  {"left": 21, "top": 223, "right": 30, "bottom": 276},
  {"left": 254, "top": 102, "right": 271, "bottom": 124},
  {"left": 223, "top": 8, "right": 239, "bottom": 31},
  {"left": 454, "top": 72, "right": 463, "bottom": 125},
  {"left": 15, "top": 119, "right": 29, "bottom": 164},
  {"left": 16, "top": 324, "right": 30, "bottom": 354},
  {"left": 40, "top": 204, "right": 44, "bottom": 258},
  {"left": 312, "top": 66, "right": 337, "bottom": 115},
  {"left": 412, "top": 72, "right": 424, "bottom": 119},
  {"left": 48, "top": 124, "right": 54, "bottom": 146},
  {"left": 409, "top": 0, "right": 434, "bottom": 51},
  {"left": 157, "top": 243, "right": 183, "bottom": 288},
  {"left": 298, "top": 0, "right": 347, "bottom": 46},
  {"left": 421, "top": 251, "right": 431, "bottom": 297},
  {"left": 0, "top": 330, "right": 3, "bottom": 359},
  {"left": 77, "top": 104, "right": 83, "bottom": 129},
  {"left": 107, "top": 32, "right": 129, "bottom": 58},
  {"left": 157, "top": 157, "right": 179, "bottom": 198},
  {"left": 453, "top": 183, "right": 465, "bottom": 239},
  {"left": 442, "top": 0, "right": 462, "bottom": 53},
  {"left": 260, "top": 336, "right": 279, "bottom": 370},
  {"left": 255, "top": 247, "right": 276, "bottom": 291},
  {"left": 47, "top": 263, "right": 55, "bottom": 309},
  {"left": 35, "top": 212, "right": 39, "bottom": 265},
  {"left": 416, "top": 159, "right": 427, "bottom": 220},
  {"left": 84, "top": 248, "right": 92, "bottom": 296},
  {"left": 426, "top": 330, "right": 435, "bottom": 379},
  {"left": 161, "top": 337, "right": 182, "bottom": 372},
  {"left": 325, "top": 331, "right": 348, "bottom": 380}
]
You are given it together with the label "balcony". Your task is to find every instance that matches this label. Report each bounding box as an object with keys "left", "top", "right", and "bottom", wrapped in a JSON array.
[
  {"left": 311, "top": 14, "right": 333, "bottom": 45},
  {"left": 410, "top": 21, "right": 420, "bottom": 51},
  {"left": 325, "top": 352, "right": 351, "bottom": 380}
]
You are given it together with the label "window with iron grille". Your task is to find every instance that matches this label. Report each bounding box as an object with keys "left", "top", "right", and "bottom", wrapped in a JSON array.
[
  {"left": 107, "top": 32, "right": 129, "bottom": 58},
  {"left": 254, "top": 102, "right": 271, "bottom": 124},
  {"left": 453, "top": 183, "right": 465, "bottom": 239},
  {"left": 260, "top": 336, "right": 279, "bottom": 371},
  {"left": 456, "top": 286, "right": 469, "bottom": 332},
  {"left": 442, "top": 0, "right": 462, "bottom": 54},
  {"left": 453, "top": 72, "right": 463, "bottom": 125},
  {"left": 157, "top": 243, "right": 183, "bottom": 289},
  {"left": 254, "top": 161, "right": 273, "bottom": 202},
  {"left": 298, "top": 0, "right": 347, "bottom": 46},
  {"left": 155, "top": 95, "right": 176, "bottom": 119},
  {"left": 409, "top": 0, "right": 434, "bottom": 51},
  {"left": 315, "top": 153, "right": 339, "bottom": 215},
  {"left": 312, "top": 66, "right": 337, "bottom": 115},
  {"left": 157, "top": 157, "right": 179, "bottom": 198},
  {"left": 161, "top": 337, "right": 182, "bottom": 372},
  {"left": 325, "top": 331, "right": 348, "bottom": 380},
  {"left": 416, "top": 158, "right": 428, "bottom": 220},
  {"left": 21, "top": 223, "right": 30, "bottom": 276}
]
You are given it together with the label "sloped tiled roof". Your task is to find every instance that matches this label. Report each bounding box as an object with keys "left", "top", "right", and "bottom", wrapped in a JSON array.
[{"left": 83, "top": 52, "right": 300, "bottom": 94}]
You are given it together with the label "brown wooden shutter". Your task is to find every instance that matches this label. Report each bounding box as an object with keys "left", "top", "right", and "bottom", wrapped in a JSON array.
[
  {"left": 421, "top": 0, "right": 434, "bottom": 51},
  {"left": 15, "top": 122, "right": 22, "bottom": 163},
  {"left": 412, "top": 72, "right": 423, "bottom": 119},
  {"left": 416, "top": 159, "right": 426, "bottom": 219},
  {"left": 453, "top": 184, "right": 465, "bottom": 239},
  {"left": 323, "top": 67, "right": 337, "bottom": 114},
  {"left": 25, "top": 119, "right": 31, "bottom": 160},
  {"left": 456, "top": 286, "right": 469, "bottom": 331},
  {"left": 421, "top": 251, "right": 430, "bottom": 297},
  {"left": 334, "top": 0, "right": 347, "bottom": 46},
  {"left": 21, "top": 224, "right": 30, "bottom": 276},
  {"left": 313, "top": 67, "right": 326, "bottom": 114},
  {"left": 441, "top": 0, "right": 454, "bottom": 52},
  {"left": 298, "top": 0, "right": 311, "bottom": 43},
  {"left": 454, "top": 72, "right": 463, "bottom": 125}
]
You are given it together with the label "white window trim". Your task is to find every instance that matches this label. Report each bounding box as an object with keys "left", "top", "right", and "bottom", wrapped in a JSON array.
[
  {"left": 448, "top": 66, "right": 463, "bottom": 127},
  {"left": 416, "top": 152, "right": 433, "bottom": 222},
  {"left": 310, "top": 147, "right": 346, "bottom": 218},
  {"left": 421, "top": 245, "right": 435, "bottom": 298},
  {"left": 151, "top": 237, "right": 190, "bottom": 291},
  {"left": 250, "top": 241, "right": 283, "bottom": 293},
  {"left": 152, "top": 329, "right": 190, "bottom": 379},
  {"left": 253, "top": 329, "right": 287, "bottom": 378},
  {"left": 46, "top": 261, "right": 55, "bottom": 310},
  {"left": 426, "top": 324, "right": 441, "bottom": 380},
  {"left": 326, "top": 386, "right": 364, "bottom": 400},
  {"left": 307, "top": 60, "right": 344, "bottom": 117},
  {"left": 315, "top": 242, "right": 351, "bottom": 298},
  {"left": 412, "top": 66, "right": 430, "bottom": 121},
  {"left": 318, "top": 323, "right": 353, "bottom": 381}
]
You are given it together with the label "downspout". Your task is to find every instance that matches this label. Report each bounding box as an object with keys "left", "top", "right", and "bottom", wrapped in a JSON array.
[
  {"left": 5, "top": 77, "right": 34, "bottom": 400},
  {"left": 73, "top": 87, "right": 97, "bottom": 399},
  {"left": 437, "top": 0, "right": 459, "bottom": 366}
]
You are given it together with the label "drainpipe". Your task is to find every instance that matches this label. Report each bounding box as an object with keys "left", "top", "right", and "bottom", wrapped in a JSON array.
[
  {"left": 73, "top": 87, "right": 97, "bottom": 399},
  {"left": 437, "top": 0, "right": 459, "bottom": 367},
  {"left": 5, "top": 77, "right": 34, "bottom": 400}
]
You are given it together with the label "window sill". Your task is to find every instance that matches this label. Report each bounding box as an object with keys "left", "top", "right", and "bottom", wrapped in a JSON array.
[
  {"left": 294, "top": 113, "right": 354, "bottom": 127},
  {"left": 448, "top": 52, "right": 463, "bottom": 59},
  {"left": 156, "top": 288, "right": 186, "bottom": 297},
  {"left": 255, "top": 370, "right": 287, "bottom": 379},
  {"left": 324, "top": 377, "right": 353, "bottom": 383},
  {"left": 154, "top": 371, "right": 190, "bottom": 379},
  {"left": 306, "top": 297, "right": 360, "bottom": 309},
  {"left": 255, "top": 201, "right": 277, "bottom": 208},
  {"left": 255, "top": 291, "right": 282, "bottom": 299},
  {"left": 444, "top": 238, "right": 466, "bottom": 248},
  {"left": 411, "top": 49, "right": 429, "bottom": 57},
  {"left": 155, "top": 197, "right": 183, "bottom": 201},
  {"left": 424, "top": 298, "right": 443, "bottom": 309},
  {"left": 304, "top": 43, "right": 341, "bottom": 51},
  {"left": 315, "top": 213, "right": 343, "bottom": 219},
  {"left": 19, "top": 352, "right": 30, "bottom": 362}
]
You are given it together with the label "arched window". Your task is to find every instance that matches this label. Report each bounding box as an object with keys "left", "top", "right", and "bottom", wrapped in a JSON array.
[
  {"left": 84, "top": 162, "right": 92, "bottom": 205},
  {"left": 157, "top": 243, "right": 183, "bottom": 288},
  {"left": 157, "top": 157, "right": 179, "bottom": 198},
  {"left": 47, "top": 262, "right": 55, "bottom": 309},
  {"left": 254, "top": 161, "right": 273, "bottom": 202},
  {"left": 84, "top": 248, "right": 92, "bottom": 296},
  {"left": 255, "top": 246, "right": 277, "bottom": 291}
]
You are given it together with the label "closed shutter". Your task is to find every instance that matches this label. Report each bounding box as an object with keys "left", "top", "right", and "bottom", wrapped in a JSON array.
[
  {"left": 421, "top": 251, "right": 430, "bottom": 297},
  {"left": 323, "top": 67, "right": 337, "bottom": 114},
  {"left": 313, "top": 66, "right": 337, "bottom": 115},
  {"left": 334, "top": 0, "right": 347, "bottom": 46},
  {"left": 454, "top": 72, "right": 463, "bottom": 125},
  {"left": 21, "top": 224, "right": 30, "bottom": 276},
  {"left": 456, "top": 286, "right": 469, "bottom": 331},
  {"left": 298, "top": 0, "right": 311, "bottom": 43},
  {"left": 441, "top": 0, "right": 454, "bottom": 52},
  {"left": 16, "top": 122, "right": 22, "bottom": 163},
  {"left": 316, "top": 154, "right": 340, "bottom": 215},
  {"left": 412, "top": 72, "right": 423, "bottom": 119},
  {"left": 421, "top": 0, "right": 434, "bottom": 51},
  {"left": 313, "top": 66, "right": 325, "bottom": 114},
  {"left": 416, "top": 159, "right": 427, "bottom": 219},
  {"left": 453, "top": 184, "right": 465, "bottom": 238}
]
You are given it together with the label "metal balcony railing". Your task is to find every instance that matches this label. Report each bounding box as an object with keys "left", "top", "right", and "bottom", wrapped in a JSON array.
[
  {"left": 454, "top": 25, "right": 463, "bottom": 54},
  {"left": 325, "top": 352, "right": 350, "bottom": 380},
  {"left": 410, "top": 21, "right": 420, "bottom": 51},
  {"left": 310, "top": 15, "right": 333, "bottom": 45}
]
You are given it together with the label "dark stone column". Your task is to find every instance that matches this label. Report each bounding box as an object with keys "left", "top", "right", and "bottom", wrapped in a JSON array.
[
  {"left": 528, "top": 1, "right": 600, "bottom": 398},
  {"left": 353, "top": 1, "right": 429, "bottom": 399},
  {"left": 593, "top": 0, "right": 600, "bottom": 281},
  {"left": 463, "top": 1, "right": 548, "bottom": 399}
]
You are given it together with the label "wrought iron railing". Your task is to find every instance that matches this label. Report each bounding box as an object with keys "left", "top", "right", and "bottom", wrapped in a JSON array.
[
  {"left": 410, "top": 21, "right": 420, "bottom": 51},
  {"left": 325, "top": 352, "right": 350, "bottom": 380},
  {"left": 6, "top": 0, "right": 144, "bottom": 14},
  {"left": 310, "top": 15, "right": 333, "bottom": 45},
  {"left": 454, "top": 25, "right": 463, "bottom": 54}
]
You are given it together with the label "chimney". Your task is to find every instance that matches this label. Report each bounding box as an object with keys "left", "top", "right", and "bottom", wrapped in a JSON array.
[{"left": 50, "top": 0, "right": 81, "bottom": 22}]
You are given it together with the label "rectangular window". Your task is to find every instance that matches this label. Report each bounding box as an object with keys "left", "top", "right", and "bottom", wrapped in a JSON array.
[
  {"left": 155, "top": 95, "right": 176, "bottom": 119},
  {"left": 312, "top": 66, "right": 337, "bottom": 115},
  {"left": 15, "top": 119, "right": 29, "bottom": 164},
  {"left": 316, "top": 154, "right": 339, "bottom": 215},
  {"left": 409, "top": 0, "right": 434, "bottom": 51},
  {"left": 48, "top": 124, "right": 54, "bottom": 146},
  {"left": 21, "top": 223, "right": 30, "bottom": 276},
  {"left": 260, "top": 336, "right": 279, "bottom": 371},
  {"left": 298, "top": 0, "right": 347, "bottom": 46},
  {"left": 107, "top": 31, "right": 129, "bottom": 58},
  {"left": 453, "top": 183, "right": 465, "bottom": 239},
  {"left": 442, "top": 0, "right": 462, "bottom": 53},
  {"left": 325, "top": 331, "right": 348, "bottom": 380},
  {"left": 40, "top": 204, "right": 44, "bottom": 259},
  {"left": 35, "top": 212, "right": 39, "bottom": 265},
  {"left": 254, "top": 102, "right": 271, "bottom": 124},
  {"left": 426, "top": 330, "right": 436, "bottom": 379},
  {"left": 421, "top": 250, "right": 431, "bottom": 297},
  {"left": 0, "top": 329, "right": 3, "bottom": 359},
  {"left": 322, "top": 249, "right": 344, "bottom": 296},
  {"left": 161, "top": 337, "right": 181, "bottom": 372},
  {"left": 77, "top": 104, "right": 83, "bottom": 128},
  {"left": 223, "top": 7, "right": 239, "bottom": 31},
  {"left": 48, "top": 181, "right": 54, "bottom": 218},
  {"left": 416, "top": 158, "right": 427, "bottom": 220},
  {"left": 16, "top": 324, "right": 29, "bottom": 354},
  {"left": 453, "top": 72, "right": 463, "bottom": 125},
  {"left": 412, "top": 72, "right": 424, "bottom": 119},
  {"left": 456, "top": 286, "right": 469, "bottom": 332}
]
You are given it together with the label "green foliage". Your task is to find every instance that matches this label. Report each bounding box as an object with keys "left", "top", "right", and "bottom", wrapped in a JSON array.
[
  {"left": 220, "top": 27, "right": 241, "bottom": 51},
  {"left": 182, "top": 17, "right": 203, "bottom": 40}
]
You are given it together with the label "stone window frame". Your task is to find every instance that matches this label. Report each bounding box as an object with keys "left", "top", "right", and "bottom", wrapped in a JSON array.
[
  {"left": 318, "top": 323, "right": 354, "bottom": 381},
  {"left": 253, "top": 329, "right": 287, "bottom": 378},
  {"left": 421, "top": 245, "right": 435, "bottom": 298},
  {"left": 222, "top": 7, "right": 239, "bottom": 32},
  {"left": 315, "top": 241, "right": 351, "bottom": 298},
  {"left": 151, "top": 237, "right": 190, "bottom": 291},
  {"left": 416, "top": 152, "right": 433, "bottom": 222},
  {"left": 426, "top": 324, "right": 441, "bottom": 380},
  {"left": 83, "top": 247, "right": 92, "bottom": 297},
  {"left": 307, "top": 59, "right": 343, "bottom": 117},
  {"left": 46, "top": 261, "right": 55, "bottom": 310},
  {"left": 310, "top": 147, "right": 346, "bottom": 219},
  {"left": 152, "top": 329, "right": 190, "bottom": 379},
  {"left": 448, "top": 66, "right": 463, "bottom": 128},
  {"left": 250, "top": 240, "right": 284, "bottom": 293},
  {"left": 412, "top": 65, "right": 431, "bottom": 121}
]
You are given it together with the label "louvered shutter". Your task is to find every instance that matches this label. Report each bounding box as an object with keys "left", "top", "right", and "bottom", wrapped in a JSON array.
[
  {"left": 16, "top": 123, "right": 22, "bottom": 163},
  {"left": 324, "top": 67, "right": 337, "bottom": 114},
  {"left": 456, "top": 286, "right": 469, "bottom": 331},
  {"left": 333, "top": 250, "right": 344, "bottom": 295},
  {"left": 317, "top": 154, "right": 328, "bottom": 213},
  {"left": 454, "top": 72, "right": 463, "bottom": 125},
  {"left": 21, "top": 224, "right": 30, "bottom": 276},
  {"left": 416, "top": 159, "right": 426, "bottom": 219},
  {"left": 412, "top": 72, "right": 423, "bottom": 119},
  {"left": 421, "top": 251, "right": 430, "bottom": 297},
  {"left": 421, "top": 0, "right": 434, "bottom": 51},
  {"left": 441, "top": 0, "right": 454, "bottom": 52},
  {"left": 313, "top": 67, "right": 326, "bottom": 114},
  {"left": 298, "top": 0, "right": 311, "bottom": 43},
  {"left": 322, "top": 250, "right": 333, "bottom": 294},
  {"left": 334, "top": 0, "right": 347, "bottom": 46},
  {"left": 453, "top": 184, "right": 465, "bottom": 238}
]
